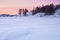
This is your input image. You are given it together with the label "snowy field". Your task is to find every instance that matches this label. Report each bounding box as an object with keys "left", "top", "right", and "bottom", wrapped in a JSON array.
[{"left": 0, "top": 16, "right": 60, "bottom": 40}]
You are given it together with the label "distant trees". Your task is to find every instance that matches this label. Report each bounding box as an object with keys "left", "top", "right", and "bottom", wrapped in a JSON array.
[
  {"left": 31, "top": 3, "right": 56, "bottom": 16},
  {"left": 0, "top": 14, "right": 18, "bottom": 17},
  {"left": 1, "top": 3, "right": 60, "bottom": 17},
  {"left": 32, "top": 7, "right": 41, "bottom": 15},
  {"left": 23, "top": 8, "right": 29, "bottom": 16},
  {"left": 18, "top": 8, "right": 29, "bottom": 16},
  {"left": 18, "top": 9, "right": 22, "bottom": 16},
  {"left": 32, "top": 8, "right": 36, "bottom": 15},
  {"left": 55, "top": 5, "right": 60, "bottom": 10},
  {"left": 44, "top": 3, "right": 55, "bottom": 15},
  {"left": 18, "top": 3, "right": 60, "bottom": 17},
  {"left": 40, "top": 5, "right": 45, "bottom": 12}
]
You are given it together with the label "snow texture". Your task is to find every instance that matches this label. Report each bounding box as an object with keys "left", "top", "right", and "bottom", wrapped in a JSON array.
[{"left": 0, "top": 9, "right": 60, "bottom": 40}]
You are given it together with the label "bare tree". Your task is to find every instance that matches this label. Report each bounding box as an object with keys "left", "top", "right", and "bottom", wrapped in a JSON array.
[{"left": 18, "top": 9, "right": 22, "bottom": 16}]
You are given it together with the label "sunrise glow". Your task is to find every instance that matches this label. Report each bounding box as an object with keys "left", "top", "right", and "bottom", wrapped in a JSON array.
[{"left": 0, "top": 0, "right": 60, "bottom": 14}]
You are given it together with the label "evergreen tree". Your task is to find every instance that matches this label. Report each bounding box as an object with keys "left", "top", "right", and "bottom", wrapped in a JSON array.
[{"left": 45, "top": 3, "right": 55, "bottom": 15}]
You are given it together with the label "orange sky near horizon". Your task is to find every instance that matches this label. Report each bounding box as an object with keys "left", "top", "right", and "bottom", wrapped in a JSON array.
[
  {"left": 0, "top": 8, "right": 18, "bottom": 15},
  {"left": 0, "top": 0, "right": 60, "bottom": 14},
  {"left": 0, "top": 7, "right": 33, "bottom": 15}
]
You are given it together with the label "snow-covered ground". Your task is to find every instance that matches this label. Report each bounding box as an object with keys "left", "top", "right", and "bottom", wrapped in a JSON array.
[
  {"left": 0, "top": 9, "right": 60, "bottom": 40},
  {"left": 0, "top": 16, "right": 60, "bottom": 40}
]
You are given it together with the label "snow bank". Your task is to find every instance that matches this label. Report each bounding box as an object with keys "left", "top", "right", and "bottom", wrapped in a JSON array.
[
  {"left": 26, "top": 12, "right": 32, "bottom": 16},
  {"left": 54, "top": 9, "right": 60, "bottom": 17},
  {"left": 33, "top": 13, "right": 45, "bottom": 17}
]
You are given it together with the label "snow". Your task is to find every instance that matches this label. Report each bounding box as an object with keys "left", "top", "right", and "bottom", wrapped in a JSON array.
[
  {"left": 26, "top": 12, "right": 32, "bottom": 16},
  {"left": 54, "top": 9, "right": 60, "bottom": 17},
  {"left": 33, "top": 13, "right": 45, "bottom": 17},
  {"left": 0, "top": 16, "right": 60, "bottom": 40},
  {"left": 0, "top": 9, "right": 60, "bottom": 40}
]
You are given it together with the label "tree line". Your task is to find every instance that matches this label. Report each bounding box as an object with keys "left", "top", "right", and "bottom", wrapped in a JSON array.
[
  {"left": 0, "top": 3, "right": 60, "bottom": 17},
  {"left": 18, "top": 3, "right": 60, "bottom": 16}
]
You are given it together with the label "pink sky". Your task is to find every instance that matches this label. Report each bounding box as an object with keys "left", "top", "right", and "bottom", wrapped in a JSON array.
[{"left": 0, "top": 0, "right": 60, "bottom": 14}]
